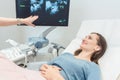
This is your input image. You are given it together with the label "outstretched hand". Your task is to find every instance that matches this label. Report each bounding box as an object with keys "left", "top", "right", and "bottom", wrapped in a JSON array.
[
  {"left": 21, "top": 15, "right": 38, "bottom": 27},
  {"left": 0, "top": 15, "right": 38, "bottom": 26}
]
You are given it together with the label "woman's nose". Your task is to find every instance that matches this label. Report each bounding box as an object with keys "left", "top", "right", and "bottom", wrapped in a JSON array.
[{"left": 82, "top": 38, "right": 87, "bottom": 43}]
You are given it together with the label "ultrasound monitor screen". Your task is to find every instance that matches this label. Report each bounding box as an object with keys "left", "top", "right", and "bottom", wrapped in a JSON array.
[{"left": 16, "top": 0, "right": 70, "bottom": 26}]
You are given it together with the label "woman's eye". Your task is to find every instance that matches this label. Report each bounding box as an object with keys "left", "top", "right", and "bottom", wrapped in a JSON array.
[{"left": 88, "top": 36, "right": 92, "bottom": 39}]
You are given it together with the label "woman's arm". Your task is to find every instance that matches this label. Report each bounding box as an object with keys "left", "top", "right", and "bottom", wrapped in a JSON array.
[
  {"left": 0, "top": 16, "right": 38, "bottom": 27},
  {"left": 40, "top": 64, "right": 64, "bottom": 80}
]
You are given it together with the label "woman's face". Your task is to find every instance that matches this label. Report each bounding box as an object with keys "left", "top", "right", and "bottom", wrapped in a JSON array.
[{"left": 80, "top": 33, "right": 100, "bottom": 52}]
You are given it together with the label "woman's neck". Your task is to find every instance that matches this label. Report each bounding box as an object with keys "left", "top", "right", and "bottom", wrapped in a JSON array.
[{"left": 75, "top": 50, "right": 93, "bottom": 62}]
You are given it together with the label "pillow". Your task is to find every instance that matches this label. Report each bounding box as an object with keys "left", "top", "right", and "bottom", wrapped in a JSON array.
[
  {"left": 76, "top": 19, "right": 118, "bottom": 47},
  {"left": 63, "top": 38, "right": 82, "bottom": 54}
]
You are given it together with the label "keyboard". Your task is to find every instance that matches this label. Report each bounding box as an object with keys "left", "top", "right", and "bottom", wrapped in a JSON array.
[{"left": 0, "top": 44, "right": 33, "bottom": 62}]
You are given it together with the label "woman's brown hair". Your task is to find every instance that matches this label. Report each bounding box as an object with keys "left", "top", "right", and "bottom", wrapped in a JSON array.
[{"left": 74, "top": 32, "right": 107, "bottom": 64}]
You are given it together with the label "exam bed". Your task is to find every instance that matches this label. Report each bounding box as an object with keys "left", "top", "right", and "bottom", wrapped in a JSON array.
[{"left": 27, "top": 19, "right": 120, "bottom": 80}]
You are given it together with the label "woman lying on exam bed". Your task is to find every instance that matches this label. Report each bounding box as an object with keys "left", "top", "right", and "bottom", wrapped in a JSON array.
[{"left": 0, "top": 32, "right": 107, "bottom": 80}]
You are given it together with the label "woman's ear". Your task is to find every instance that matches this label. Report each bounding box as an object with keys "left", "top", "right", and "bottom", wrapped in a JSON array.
[{"left": 95, "top": 46, "right": 101, "bottom": 51}]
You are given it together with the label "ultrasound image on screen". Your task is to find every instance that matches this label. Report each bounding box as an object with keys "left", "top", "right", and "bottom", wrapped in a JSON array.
[
  {"left": 16, "top": 0, "right": 70, "bottom": 26},
  {"left": 30, "top": 0, "right": 44, "bottom": 14}
]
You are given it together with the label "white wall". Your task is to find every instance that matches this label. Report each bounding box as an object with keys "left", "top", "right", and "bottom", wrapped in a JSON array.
[{"left": 1, "top": 0, "right": 120, "bottom": 49}]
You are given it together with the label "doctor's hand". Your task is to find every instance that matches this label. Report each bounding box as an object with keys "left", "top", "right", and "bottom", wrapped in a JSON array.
[
  {"left": 19, "top": 15, "right": 38, "bottom": 27},
  {"left": 0, "top": 15, "right": 38, "bottom": 27},
  {"left": 40, "top": 64, "right": 64, "bottom": 80}
]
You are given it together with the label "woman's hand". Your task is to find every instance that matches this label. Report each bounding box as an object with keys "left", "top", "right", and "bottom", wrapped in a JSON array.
[
  {"left": 40, "top": 64, "right": 61, "bottom": 71},
  {"left": 40, "top": 64, "right": 64, "bottom": 80}
]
